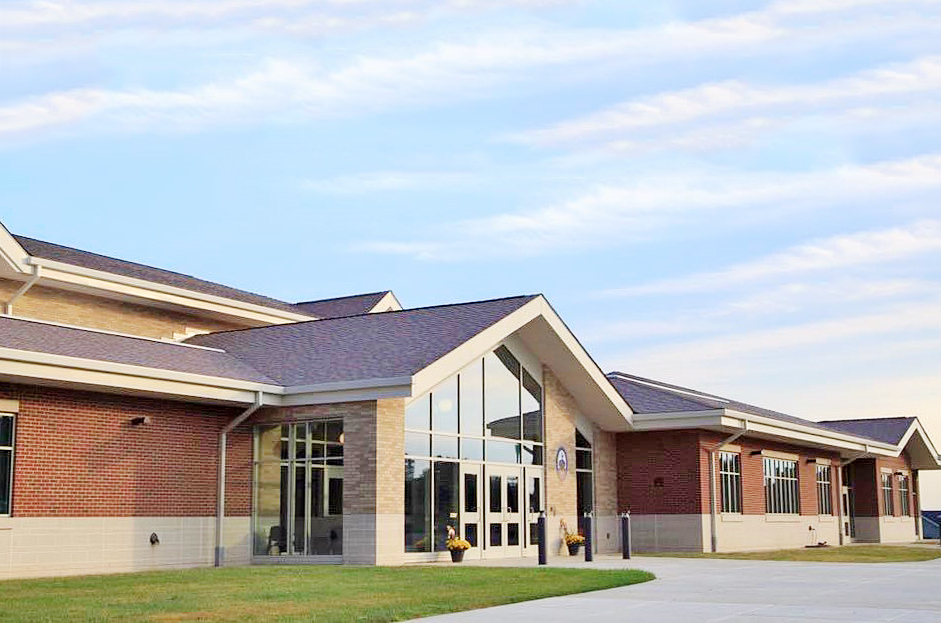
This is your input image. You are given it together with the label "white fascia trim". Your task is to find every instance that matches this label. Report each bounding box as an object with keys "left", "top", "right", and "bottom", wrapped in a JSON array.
[
  {"left": 28, "top": 257, "right": 314, "bottom": 325},
  {"left": 0, "top": 225, "right": 29, "bottom": 273},
  {"left": 0, "top": 346, "right": 417, "bottom": 406},
  {"left": 369, "top": 291, "right": 402, "bottom": 313},
  {"left": 0, "top": 347, "right": 281, "bottom": 394},
  {"left": 284, "top": 376, "right": 413, "bottom": 395},
  {"left": 409, "top": 296, "right": 633, "bottom": 426},
  {"left": 722, "top": 409, "right": 897, "bottom": 454},
  {"left": 634, "top": 408, "right": 899, "bottom": 454},
  {"left": 279, "top": 384, "right": 412, "bottom": 406},
  {"left": 895, "top": 419, "right": 941, "bottom": 466}
]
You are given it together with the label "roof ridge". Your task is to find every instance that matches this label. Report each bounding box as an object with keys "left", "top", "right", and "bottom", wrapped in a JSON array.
[
  {"left": 13, "top": 233, "right": 304, "bottom": 312},
  {"left": 607, "top": 371, "right": 731, "bottom": 403},
  {"left": 295, "top": 291, "right": 390, "bottom": 305},
  {"left": 187, "top": 293, "right": 541, "bottom": 340},
  {"left": 819, "top": 416, "right": 916, "bottom": 423}
]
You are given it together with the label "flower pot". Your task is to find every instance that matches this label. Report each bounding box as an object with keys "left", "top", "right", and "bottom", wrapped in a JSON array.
[
  {"left": 450, "top": 549, "right": 465, "bottom": 563},
  {"left": 567, "top": 543, "right": 581, "bottom": 556}
]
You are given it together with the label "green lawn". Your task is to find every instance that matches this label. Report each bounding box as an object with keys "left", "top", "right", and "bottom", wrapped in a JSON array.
[
  {"left": 0, "top": 565, "right": 654, "bottom": 623},
  {"left": 646, "top": 545, "right": 941, "bottom": 563}
]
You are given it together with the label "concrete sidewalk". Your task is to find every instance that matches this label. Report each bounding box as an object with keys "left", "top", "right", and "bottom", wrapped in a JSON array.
[{"left": 417, "top": 555, "right": 941, "bottom": 622}]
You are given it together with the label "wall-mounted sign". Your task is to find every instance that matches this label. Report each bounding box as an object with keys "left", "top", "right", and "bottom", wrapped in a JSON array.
[{"left": 555, "top": 446, "right": 569, "bottom": 480}]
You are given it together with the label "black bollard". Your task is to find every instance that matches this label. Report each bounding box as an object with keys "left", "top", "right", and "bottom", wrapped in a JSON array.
[
  {"left": 538, "top": 512, "right": 547, "bottom": 565},
  {"left": 584, "top": 513, "right": 593, "bottom": 562},
  {"left": 621, "top": 513, "right": 632, "bottom": 559}
]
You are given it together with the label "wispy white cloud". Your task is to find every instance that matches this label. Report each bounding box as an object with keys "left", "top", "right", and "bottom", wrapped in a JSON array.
[
  {"left": 512, "top": 55, "right": 941, "bottom": 147},
  {"left": 602, "top": 220, "right": 941, "bottom": 297},
  {"left": 360, "top": 156, "right": 941, "bottom": 260}
]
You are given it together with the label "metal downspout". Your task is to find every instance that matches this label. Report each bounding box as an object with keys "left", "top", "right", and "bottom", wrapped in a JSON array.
[
  {"left": 709, "top": 419, "right": 748, "bottom": 553},
  {"left": 215, "top": 392, "right": 264, "bottom": 567},
  {"left": 4, "top": 264, "right": 41, "bottom": 315}
]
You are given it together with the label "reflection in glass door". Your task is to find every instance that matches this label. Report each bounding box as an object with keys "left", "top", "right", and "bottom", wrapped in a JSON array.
[
  {"left": 461, "top": 464, "right": 481, "bottom": 555},
  {"left": 484, "top": 466, "right": 523, "bottom": 558},
  {"left": 524, "top": 468, "right": 543, "bottom": 556}
]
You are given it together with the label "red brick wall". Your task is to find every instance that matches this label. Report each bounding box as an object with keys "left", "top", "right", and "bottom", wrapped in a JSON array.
[
  {"left": 699, "top": 433, "right": 841, "bottom": 517},
  {"left": 1, "top": 383, "right": 251, "bottom": 517},
  {"left": 616, "top": 429, "right": 843, "bottom": 516},
  {"left": 875, "top": 454, "right": 914, "bottom": 517},
  {"left": 616, "top": 430, "right": 704, "bottom": 514}
]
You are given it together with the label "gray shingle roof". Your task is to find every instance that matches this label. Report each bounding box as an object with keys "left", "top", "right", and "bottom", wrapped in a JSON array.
[
  {"left": 817, "top": 417, "right": 916, "bottom": 445},
  {"left": 14, "top": 235, "right": 309, "bottom": 316},
  {"left": 607, "top": 372, "right": 892, "bottom": 442},
  {"left": 295, "top": 291, "right": 391, "bottom": 319},
  {"left": 0, "top": 316, "right": 276, "bottom": 384},
  {"left": 187, "top": 295, "right": 538, "bottom": 387}
]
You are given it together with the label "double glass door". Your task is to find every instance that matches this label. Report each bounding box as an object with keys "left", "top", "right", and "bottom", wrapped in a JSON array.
[{"left": 476, "top": 465, "right": 542, "bottom": 558}]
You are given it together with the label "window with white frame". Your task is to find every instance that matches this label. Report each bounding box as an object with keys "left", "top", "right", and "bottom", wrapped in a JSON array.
[
  {"left": 898, "top": 474, "right": 910, "bottom": 516},
  {"left": 816, "top": 465, "right": 832, "bottom": 515},
  {"left": 0, "top": 413, "right": 14, "bottom": 516},
  {"left": 719, "top": 452, "right": 742, "bottom": 513},
  {"left": 764, "top": 457, "right": 799, "bottom": 514},
  {"left": 881, "top": 472, "right": 894, "bottom": 516}
]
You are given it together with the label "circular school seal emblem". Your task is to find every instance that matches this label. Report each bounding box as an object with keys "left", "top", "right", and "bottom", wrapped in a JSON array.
[{"left": 555, "top": 446, "right": 569, "bottom": 480}]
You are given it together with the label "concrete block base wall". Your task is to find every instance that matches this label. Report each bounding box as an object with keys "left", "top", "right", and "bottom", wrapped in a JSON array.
[{"left": 0, "top": 517, "right": 250, "bottom": 580}]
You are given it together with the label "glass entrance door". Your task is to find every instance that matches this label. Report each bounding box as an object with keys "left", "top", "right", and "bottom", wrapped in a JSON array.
[
  {"left": 460, "top": 464, "right": 482, "bottom": 557},
  {"left": 484, "top": 466, "right": 523, "bottom": 558},
  {"left": 523, "top": 467, "right": 543, "bottom": 557}
]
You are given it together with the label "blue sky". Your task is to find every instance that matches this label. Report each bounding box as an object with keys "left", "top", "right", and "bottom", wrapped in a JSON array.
[{"left": 2, "top": 1, "right": 941, "bottom": 503}]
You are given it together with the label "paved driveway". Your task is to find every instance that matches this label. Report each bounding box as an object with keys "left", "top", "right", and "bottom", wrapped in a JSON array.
[{"left": 418, "top": 554, "right": 941, "bottom": 622}]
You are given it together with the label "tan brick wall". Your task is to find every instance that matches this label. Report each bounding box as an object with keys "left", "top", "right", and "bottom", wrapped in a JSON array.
[
  {"left": 592, "top": 427, "right": 618, "bottom": 515},
  {"left": 543, "top": 365, "right": 579, "bottom": 556},
  {"left": 0, "top": 278, "right": 245, "bottom": 339},
  {"left": 376, "top": 398, "right": 405, "bottom": 516}
]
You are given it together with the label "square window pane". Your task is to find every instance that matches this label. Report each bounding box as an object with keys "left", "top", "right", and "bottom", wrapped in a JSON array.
[
  {"left": 280, "top": 425, "right": 290, "bottom": 461},
  {"left": 487, "top": 440, "right": 520, "bottom": 464},
  {"left": 310, "top": 421, "right": 326, "bottom": 443},
  {"left": 522, "top": 370, "right": 542, "bottom": 442},
  {"left": 326, "top": 421, "right": 343, "bottom": 444},
  {"left": 522, "top": 444, "right": 543, "bottom": 466},
  {"left": 405, "top": 395, "right": 431, "bottom": 431},
  {"left": 0, "top": 417, "right": 12, "bottom": 447},
  {"left": 294, "top": 423, "right": 307, "bottom": 460},
  {"left": 432, "top": 377, "right": 459, "bottom": 434},
  {"left": 432, "top": 435, "right": 459, "bottom": 459},
  {"left": 460, "top": 361, "right": 484, "bottom": 437},
  {"left": 484, "top": 347, "right": 521, "bottom": 440},
  {"left": 576, "top": 450, "right": 592, "bottom": 470},
  {"left": 465, "top": 523, "right": 478, "bottom": 547},
  {"left": 461, "top": 439, "right": 484, "bottom": 461},
  {"left": 405, "top": 432, "right": 430, "bottom": 457},
  {"left": 507, "top": 523, "right": 520, "bottom": 546},
  {"left": 490, "top": 523, "right": 502, "bottom": 546}
]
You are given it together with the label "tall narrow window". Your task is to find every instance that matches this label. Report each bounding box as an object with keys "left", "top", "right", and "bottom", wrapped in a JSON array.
[
  {"left": 0, "top": 413, "right": 13, "bottom": 516},
  {"left": 881, "top": 472, "right": 894, "bottom": 516},
  {"left": 816, "top": 465, "right": 832, "bottom": 515},
  {"left": 719, "top": 452, "right": 741, "bottom": 513},
  {"left": 898, "top": 475, "right": 910, "bottom": 516},
  {"left": 575, "top": 429, "right": 593, "bottom": 536},
  {"left": 764, "top": 457, "right": 799, "bottom": 514}
]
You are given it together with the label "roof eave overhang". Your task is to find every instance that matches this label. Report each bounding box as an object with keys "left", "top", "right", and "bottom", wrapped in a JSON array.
[
  {"left": 0, "top": 346, "right": 418, "bottom": 407},
  {"left": 26, "top": 257, "right": 315, "bottom": 325},
  {"left": 896, "top": 419, "right": 941, "bottom": 470},
  {"left": 633, "top": 407, "right": 901, "bottom": 456},
  {"left": 411, "top": 296, "right": 634, "bottom": 432}
]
